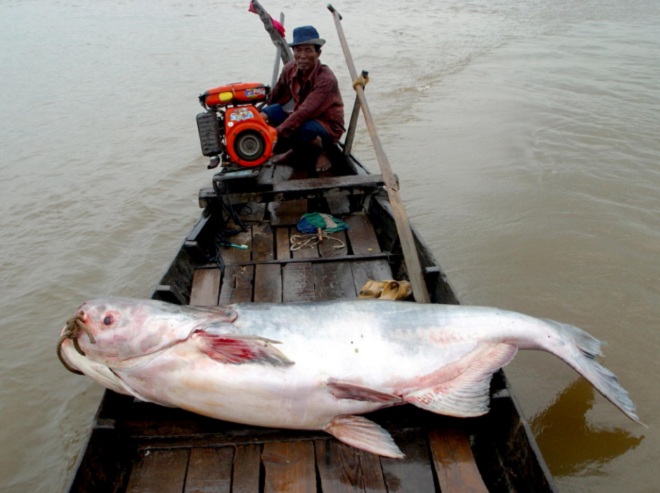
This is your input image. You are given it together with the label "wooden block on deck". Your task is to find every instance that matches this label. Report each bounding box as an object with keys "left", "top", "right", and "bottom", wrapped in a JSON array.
[
  {"left": 345, "top": 214, "right": 381, "bottom": 255},
  {"left": 262, "top": 441, "right": 316, "bottom": 493},
  {"left": 282, "top": 263, "right": 315, "bottom": 302},
  {"left": 313, "top": 261, "right": 356, "bottom": 301},
  {"left": 429, "top": 428, "right": 488, "bottom": 493},
  {"left": 184, "top": 447, "right": 233, "bottom": 493},
  {"left": 125, "top": 449, "right": 189, "bottom": 493},
  {"left": 190, "top": 268, "right": 221, "bottom": 306},
  {"left": 219, "top": 265, "right": 254, "bottom": 304},
  {"left": 254, "top": 264, "right": 282, "bottom": 303}
]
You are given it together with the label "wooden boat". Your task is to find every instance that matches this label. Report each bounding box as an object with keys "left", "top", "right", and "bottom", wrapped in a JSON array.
[
  {"left": 64, "top": 155, "right": 556, "bottom": 492},
  {"left": 63, "top": 4, "right": 557, "bottom": 492}
]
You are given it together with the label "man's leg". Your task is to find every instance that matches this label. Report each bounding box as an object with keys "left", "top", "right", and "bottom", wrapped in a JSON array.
[
  {"left": 310, "top": 136, "right": 331, "bottom": 172},
  {"left": 297, "top": 121, "right": 332, "bottom": 173},
  {"left": 261, "top": 104, "right": 294, "bottom": 163}
]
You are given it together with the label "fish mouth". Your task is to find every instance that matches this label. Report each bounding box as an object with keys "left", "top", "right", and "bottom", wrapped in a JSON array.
[{"left": 57, "top": 311, "right": 96, "bottom": 375}]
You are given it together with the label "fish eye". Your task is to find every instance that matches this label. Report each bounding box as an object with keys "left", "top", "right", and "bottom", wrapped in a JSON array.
[{"left": 103, "top": 314, "right": 114, "bottom": 326}]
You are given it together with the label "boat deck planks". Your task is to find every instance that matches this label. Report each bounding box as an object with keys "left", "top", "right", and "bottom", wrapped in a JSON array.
[
  {"left": 125, "top": 448, "right": 189, "bottom": 493},
  {"left": 429, "top": 428, "right": 489, "bottom": 493},
  {"left": 190, "top": 268, "right": 221, "bottom": 306},
  {"left": 233, "top": 445, "right": 262, "bottom": 493},
  {"left": 184, "top": 447, "right": 234, "bottom": 493},
  {"left": 219, "top": 265, "right": 255, "bottom": 304},
  {"left": 345, "top": 214, "right": 381, "bottom": 255},
  {"left": 263, "top": 441, "right": 316, "bottom": 493},
  {"left": 283, "top": 263, "right": 315, "bottom": 302},
  {"left": 254, "top": 263, "right": 283, "bottom": 302}
]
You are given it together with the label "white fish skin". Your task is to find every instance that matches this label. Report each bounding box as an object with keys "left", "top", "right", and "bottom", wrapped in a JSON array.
[{"left": 59, "top": 298, "right": 640, "bottom": 458}]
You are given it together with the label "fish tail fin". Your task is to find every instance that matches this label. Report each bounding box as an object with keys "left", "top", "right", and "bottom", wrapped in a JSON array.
[{"left": 542, "top": 319, "right": 642, "bottom": 424}]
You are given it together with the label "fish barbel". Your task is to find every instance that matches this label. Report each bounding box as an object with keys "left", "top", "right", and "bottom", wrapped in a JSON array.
[{"left": 58, "top": 297, "right": 640, "bottom": 458}]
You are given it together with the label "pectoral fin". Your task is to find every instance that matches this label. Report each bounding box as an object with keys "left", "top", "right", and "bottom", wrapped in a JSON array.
[
  {"left": 324, "top": 415, "right": 404, "bottom": 458},
  {"left": 193, "top": 332, "right": 294, "bottom": 366}
]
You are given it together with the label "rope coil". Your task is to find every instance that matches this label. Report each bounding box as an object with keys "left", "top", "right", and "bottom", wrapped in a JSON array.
[{"left": 290, "top": 233, "right": 346, "bottom": 251}]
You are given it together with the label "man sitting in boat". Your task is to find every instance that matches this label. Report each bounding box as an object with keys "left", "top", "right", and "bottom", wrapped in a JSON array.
[{"left": 261, "top": 25, "right": 344, "bottom": 173}]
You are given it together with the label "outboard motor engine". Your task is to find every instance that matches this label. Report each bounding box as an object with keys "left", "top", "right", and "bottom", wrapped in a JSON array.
[{"left": 196, "top": 82, "right": 277, "bottom": 169}]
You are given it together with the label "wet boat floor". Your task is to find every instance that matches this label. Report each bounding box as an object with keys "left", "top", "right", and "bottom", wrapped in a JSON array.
[
  {"left": 122, "top": 195, "right": 487, "bottom": 492},
  {"left": 190, "top": 207, "right": 394, "bottom": 306}
]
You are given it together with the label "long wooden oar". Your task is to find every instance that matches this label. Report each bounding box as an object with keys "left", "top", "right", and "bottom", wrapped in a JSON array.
[{"left": 328, "top": 5, "right": 430, "bottom": 303}]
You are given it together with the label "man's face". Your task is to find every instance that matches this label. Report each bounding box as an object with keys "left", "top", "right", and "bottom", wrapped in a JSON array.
[{"left": 293, "top": 44, "right": 321, "bottom": 75}]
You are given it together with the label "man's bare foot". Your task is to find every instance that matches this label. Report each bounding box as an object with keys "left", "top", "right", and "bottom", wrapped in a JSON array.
[
  {"left": 315, "top": 151, "right": 331, "bottom": 172},
  {"left": 270, "top": 149, "right": 294, "bottom": 164}
]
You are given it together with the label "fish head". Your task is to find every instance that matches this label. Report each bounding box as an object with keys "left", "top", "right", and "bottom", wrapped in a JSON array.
[{"left": 59, "top": 297, "right": 197, "bottom": 368}]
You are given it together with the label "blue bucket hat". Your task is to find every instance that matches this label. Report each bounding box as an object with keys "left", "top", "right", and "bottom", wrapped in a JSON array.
[{"left": 288, "top": 25, "right": 326, "bottom": 47}]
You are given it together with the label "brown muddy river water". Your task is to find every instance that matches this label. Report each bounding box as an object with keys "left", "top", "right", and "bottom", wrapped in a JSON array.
[{"left": 1, "top": 1, "right": 658, "bottom": 491}]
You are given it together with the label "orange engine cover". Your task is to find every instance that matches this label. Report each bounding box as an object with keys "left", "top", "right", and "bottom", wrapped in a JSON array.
[
  {"left": 201, "top": 82, "right": 268, "bottom": 108},
  {"left": 225, "top": 106, "right": 277, "bottom": 167}
]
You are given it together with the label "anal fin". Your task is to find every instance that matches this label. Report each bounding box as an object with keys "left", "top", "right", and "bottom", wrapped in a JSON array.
[{"left": 324, "top": 415, "right": 404, "bottom": 459}]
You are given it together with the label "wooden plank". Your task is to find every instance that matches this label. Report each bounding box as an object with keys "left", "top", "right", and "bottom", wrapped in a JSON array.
[
  {"left": 184, "top": 447, "right": 234, "bottom": 493},
  {"left": 350, "top": 259, "right": 394, "bottom": 295},
  {"left": 268, "top": 199, "right": 308, "bottom": 226},
  {"left": 429, "top": 428, "right": 488, "bottom": 493},
  {"left": 379, "top": 429, "right": 436, "bottom": 493},
  {"left": 232, "top": 445, "right": 262, "bottom": 493},
  {"left": 190, "top": 268, "right": 221, "bottom": 306},
  {"left": 325, "top": 191, "right": 351, "bottom": 216},
  {"left": 358, "top": 450, "right": 388, "bottom": 493},
  {"left": 318, "top": 232, "right": 349, "bottom": 258},
  {"left": 291, "top": 233, "right": 320, "bottom": 259},
  {"left": 125, "top": 448, "right": 189, "bottom": 493},
  {"left": 219, "top": 265, "right": 254, "bottom": 304},
  {"left": 221, "top": 229, "right": 252, "bottom": 265},
  {"left": 282, "top": 263, "right": 315, "bottom": 302},
  {"left": 262, "top": 441, "right": 316, "bottom": 493},
  {"left": 313, "top": 261, "right": 356, "bottom": 300},
  {"left": 252, "top": 222, "right": 275, "bottom": 262},
  {"left": 275, "top": 227, "right": 291, "bottom": 260},
  {"left": 254, "top": 264, "right": 282, "bottom": 302},
  {"left": 199, "top": 173, "right": 384, "bottom": 208},
  {"left": 272, "top": 174, "right": 384, "bottom": 193},
  {"left": 345, "top": 214, "right": 381, "bottom": 255},
  {"left": 315, "top": 440, "right": 364, "bottom": 493}
]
